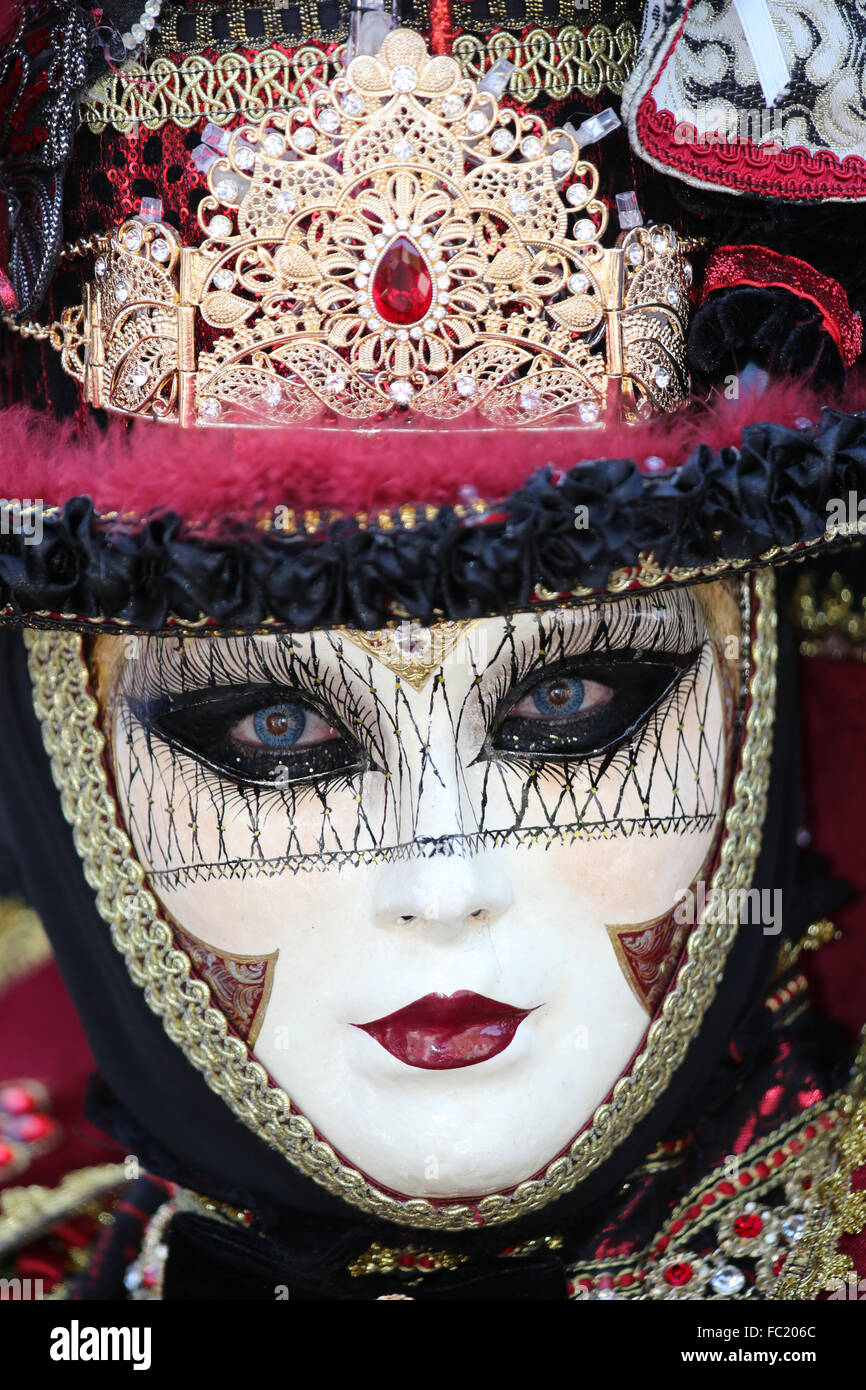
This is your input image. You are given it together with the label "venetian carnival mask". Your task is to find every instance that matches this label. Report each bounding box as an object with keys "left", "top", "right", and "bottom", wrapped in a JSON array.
[{"left": 29, "top": 572, "right": 760, "bottom": 1222}]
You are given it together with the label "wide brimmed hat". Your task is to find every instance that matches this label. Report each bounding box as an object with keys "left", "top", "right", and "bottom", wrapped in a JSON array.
[{"left": 1, "top": 7, "right": 865, "bottom": 635}]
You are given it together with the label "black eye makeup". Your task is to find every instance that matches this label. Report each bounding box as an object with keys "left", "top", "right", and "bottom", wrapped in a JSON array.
[
  {"left": 120, "top": 591, "right": 710, "bottom": 796},
  {"left": 131, "top": 684, "right": 365, "bottom": 788},
  {"left": 488, "top": 649, "right": 701, "bottom": 761}
]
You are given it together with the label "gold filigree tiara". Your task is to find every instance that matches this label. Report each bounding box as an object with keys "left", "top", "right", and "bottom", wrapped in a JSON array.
[{"left": 53, "top": 28, "right": 690, "bottom": 428}]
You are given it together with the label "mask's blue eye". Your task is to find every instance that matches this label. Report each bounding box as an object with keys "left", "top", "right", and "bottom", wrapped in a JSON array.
[
  {"left": 252, "top": 704, "right": 306, "bottom": 747},
  {"left": 530, "top": 677, "right": 585, "bottom": 717}
]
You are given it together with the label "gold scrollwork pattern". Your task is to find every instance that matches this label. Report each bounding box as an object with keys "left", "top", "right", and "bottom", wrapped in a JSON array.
[
  {"left": 79, "top": 22, "right": 638, "bottom": 135},
  {"left": 23, "top": 571, "right": 774, "bottom": 1231}
]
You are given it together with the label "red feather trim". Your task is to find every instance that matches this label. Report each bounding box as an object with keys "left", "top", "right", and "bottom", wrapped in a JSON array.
[{"left": 1, "top": 378, "right": 864, "bottom": 523}]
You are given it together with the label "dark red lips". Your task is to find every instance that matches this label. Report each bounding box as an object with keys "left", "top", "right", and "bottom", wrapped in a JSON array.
[{"left": 356, "top": 991, "right": 534, "bottom": 1070}]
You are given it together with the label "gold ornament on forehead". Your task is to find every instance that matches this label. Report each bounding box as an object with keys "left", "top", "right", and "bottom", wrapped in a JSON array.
[
  {"left": 51, "top": 28, "right": 690, "bottom": 428},
  {"left": 342, "top": 619, "right": 476, "bottom": 689}
]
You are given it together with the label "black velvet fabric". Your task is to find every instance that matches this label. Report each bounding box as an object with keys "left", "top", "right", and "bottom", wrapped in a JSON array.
[
  {"left": 688, "top": 286, "right": 846, "bottom": 392},
  {"left": 1, "top": 409, "right": 866, "bottom": 632}
]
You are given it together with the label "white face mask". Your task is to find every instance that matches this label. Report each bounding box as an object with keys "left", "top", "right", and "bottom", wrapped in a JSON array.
[{"left": 101, "top": 582, "right": 741, "bottom": 1200}]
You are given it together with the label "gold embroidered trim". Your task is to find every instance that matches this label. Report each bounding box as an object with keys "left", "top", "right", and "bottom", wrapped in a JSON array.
[
  {"left": 451, "top": 21, "right": 638, "bottom": 105},
  {"left": 154, "top": 0, "right": 362, "bottom": 54},
  {"left": 0, "top": 1163, "right": 127, "bottom": 1257},
  {"left": 80, "top": 22, "right": 638, "bottom": 134},
  {"left": 145, "top": 0, "right": 634, "bottom": 58},
  {"left": 569, "top": 1101, "right": 842, "bottom": 1298},
  {"left": 22, "top": 571, "right": 773, "bottom": 1230},
  {"left": 775, "top": 918, "right": 840, "bottom": 977},
  {"left": 794, "top": 569, "right": 866, "bottom": 662},
  {"left": 0, "top": 896, "right": 51, "bottom": 992},
  {"left": 776, "top": 1037, "right": 866, "bottom": 1300}
]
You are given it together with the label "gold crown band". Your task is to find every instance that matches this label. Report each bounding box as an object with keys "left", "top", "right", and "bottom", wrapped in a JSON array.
[{"left": 27, "top": 29, "right": 689, "bottom": 429}]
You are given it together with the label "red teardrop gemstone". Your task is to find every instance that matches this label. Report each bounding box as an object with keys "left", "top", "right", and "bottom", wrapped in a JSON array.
[{"left": 370, "top": 237, "right": 433, "bottom": 326}]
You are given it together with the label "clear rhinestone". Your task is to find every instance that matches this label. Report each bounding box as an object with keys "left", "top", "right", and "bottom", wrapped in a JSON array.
[
  {"left": 215, "top": 178, "right": 239, "bottom": 202},
  {"left": 319, "top": 108, "right": 340, "bottom": 133},
  {"left": 390, "top": 379, "right": 414, "bottom": 404},
  {"left": 652, "top": 231, "right": 669, "bottom": 254},
  {"left": 354, "top": 273, "right": 368, "bottom": 288},
  {"left": 390, "top": 66, "right": 417, "bottom": 93},
  {"left": 442, "top": 94, "right": 463, "bottom": 117},
  {"left": 151, "top": 238, "right": 170, "bottom": 262},
  {"left": 382, "top": 329, "right": 394, "bottom": 341},
  {"left": 437, "top": 276, "right": 450, "bottom": 289},
  {"left": 456, "top": 374, "right": 477, "bottom": 398},
  {"left": 396, "top": 329, "right": 409, "bottom": 342},
  {"left": 382, "top": 222, "right": 397, "bottom": 237},
  {"left": 275, "top": 191, "right": 296, "bottom": 214},
  {"left": 123, "top": 1265, "right": 142, "bottom": 1292},
  {"left": 409, "top": 326, "right": 423, "bottom": 339},
  {"left": 263, "top": 134, "right": 284, "bottom": 157},
  {"left": 114, "top": 279, "right": 129, "bottom": 303},
  {"left": 643, "top": 455, "right": 666, "bottom": 473},
  {"left": 569, "top": 272, "right": 589, "bottom": 294},
  {"left": 782, "top": 1214, "right": 805, "bottom": 1242},
  {"left": 130, "top": 363, "right": 150, "bottom": 386},
  {"left": 123, "top": 225, "right": 142, "bottom": 252},
  {"left": 395, "top": 215, "right": 410, "bottom": 230},
  {"left": 510, "top": 192, "right": 530, "bottom": 215},
  {"left": 574, "top": 219, "right": 595, "bottom": 242},
  {"left": 520, "top": 387, "right": 541, "bottom": 413},
  {"left": 521, "top": 135, "right": 543, "bottom": 158},
  {"left": 262, "top": 384, "right": 282, "bottom": 407},
  {"left": 359, "top": 305, "right": 372, "bottom": 318},
  {"left": 438, "top": 292, "right": 450, "bottom": 305},
  {"left": 654, "top": 367, "right": 671, "bottom": 390},
  {"left": 596, "top": 1289, "right": 617, "bottom": 1300},
  {"left": 95, "top": 256, "right": 107, "bottom": 278},
  {"left": 420, "top": 235, "right": 433, "bottom": 249},
  {"left": 235, "top": 145, "right": 255, "bottom": 170},
  {"left": 432, "top": 259, "right": 447, "bottom": 273},
  {"left": 710, "top": 1265, "right": 746, "bottom": 1297},
  {"left": 324, "top": 371, "right": 346, "bottom": 393},
  {"left": 422, "top": 320, "right": 434, "bottom": 333},
  {"left": 392, "top": 138, "right": 414, "bottom": 160},
  {"left": 131, "top": 22, "right": 146, "bottom": 43},
  {"left": 433, "top": 306, "right": 446, "bottom": 319},
  {"left": 209, "top": 215, "right": 232, "bottom": 237},
  {"left": 491, "top": 129, "right": 512, "bottom": 153},
  {"left": 578, "top": 401, "right": 599, "bottom": 424},
  {"left": 467, "top": 110, "right": 487, "bottom": 134},
  {"left": 683, "top": 261, "right": 693, "bottom": 284},
  {"left": 374, "top": 234, "right": 386, "bottom": 248},
  {"left": 627, "top": 244, "right": 644, "bottom": 266},
  {"left": 667, "top": 286, "right": 679, "bottom": 306},
  {"left": 566, "top": 184, "right": 589, "bottom": 208},
  {"left": 199, "top": 397, "right": 221, "bottom": 420},
  {"left": 294, "top": 128, "right": 315, "bottom": 150},
  {"left": 342, "top": 93, "right": 364, "bottom": 116},
  {"left": 551, "top": 148, "right": 573, "bottom": 174},
  {"left": 363, "top": 246, "right": 377, "bottom": 264},
  {"left": 213, "top": 268, "right": 234, "bottom": 291}
]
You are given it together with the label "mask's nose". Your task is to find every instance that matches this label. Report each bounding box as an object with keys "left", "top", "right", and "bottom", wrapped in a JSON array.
[{"left": 373, "top": 841, "right": 514, "bottom": 943}]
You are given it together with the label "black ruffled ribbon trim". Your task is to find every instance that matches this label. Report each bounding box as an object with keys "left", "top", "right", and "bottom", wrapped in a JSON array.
[{"left": 1, "top": 407, "right": 865, "bottom": 631}]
